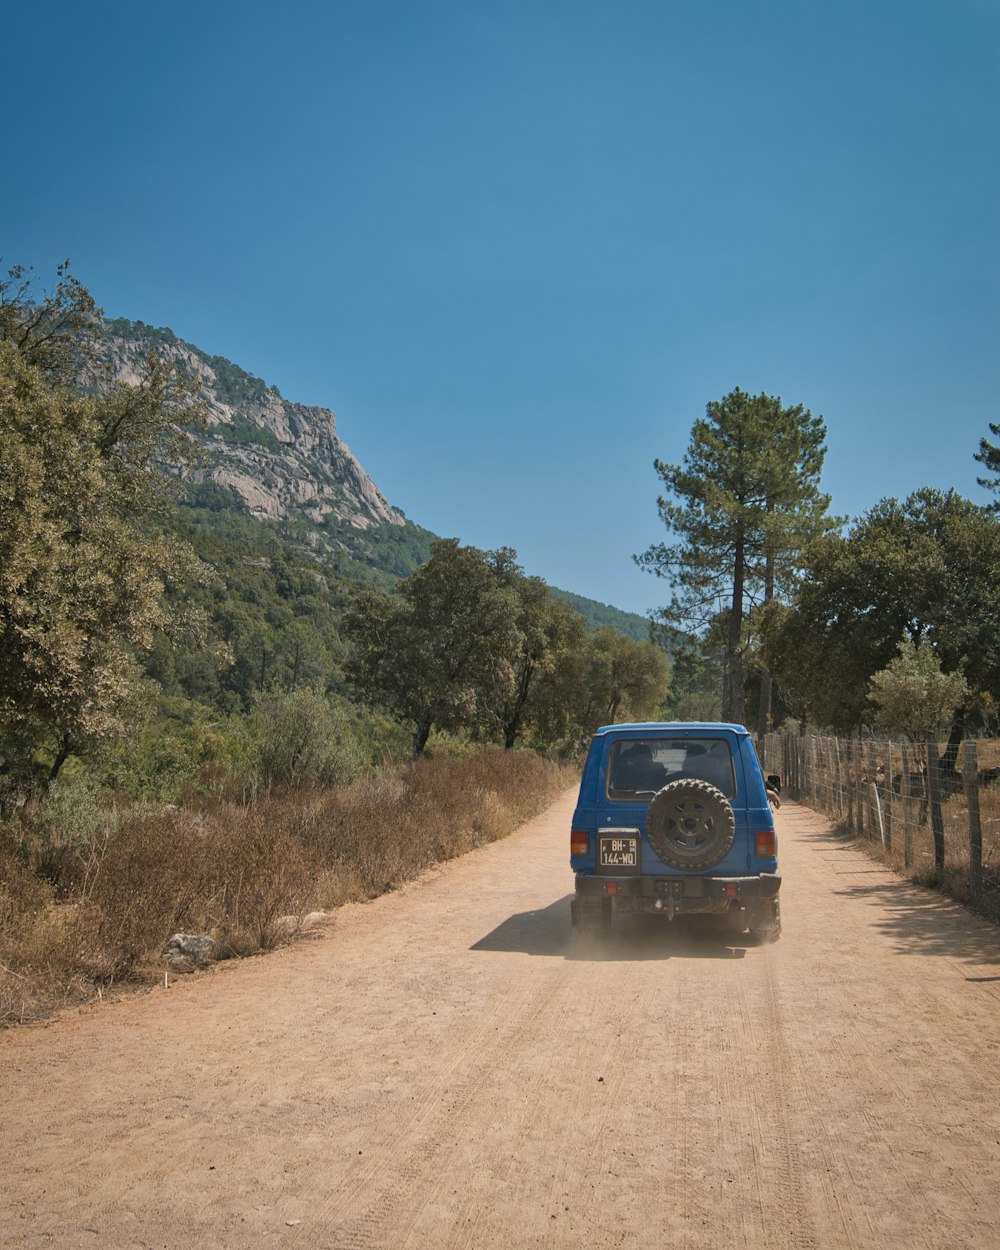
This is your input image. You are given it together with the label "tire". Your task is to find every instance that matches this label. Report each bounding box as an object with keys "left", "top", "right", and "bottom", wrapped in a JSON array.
[
  {"left": 645, "top": 778, "right": 736, "bottom": 870},
  {"left": 572, "top": 895, "right": 611, "bottom": 938}
]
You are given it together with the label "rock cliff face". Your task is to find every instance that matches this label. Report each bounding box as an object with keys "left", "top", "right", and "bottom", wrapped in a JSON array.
[{"left": 97, "top": 319, "right": 403, "bottom": 532}]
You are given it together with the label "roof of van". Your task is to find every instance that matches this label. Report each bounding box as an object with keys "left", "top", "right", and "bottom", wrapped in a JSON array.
[{"left": 593, "top": 722, "right": 750, "bottom": 737}]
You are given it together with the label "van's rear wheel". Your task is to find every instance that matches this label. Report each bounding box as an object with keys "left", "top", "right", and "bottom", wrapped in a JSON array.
[{"left": 572, "top": 895, "right": 611, "bottom": 938}]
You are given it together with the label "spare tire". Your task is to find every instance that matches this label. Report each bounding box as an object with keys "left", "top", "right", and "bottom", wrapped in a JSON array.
[{"left": 646, "top": 778, "right": 736, "bottom": 870}]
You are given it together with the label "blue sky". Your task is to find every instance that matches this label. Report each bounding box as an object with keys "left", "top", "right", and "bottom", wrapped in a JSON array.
[{"left": 5, "top": 0, "right": 998, "bottom": 615}]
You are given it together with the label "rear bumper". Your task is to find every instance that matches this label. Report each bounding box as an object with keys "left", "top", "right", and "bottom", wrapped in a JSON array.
[{"left": 574, "top": 871, "right": 780, "bottom": 916}]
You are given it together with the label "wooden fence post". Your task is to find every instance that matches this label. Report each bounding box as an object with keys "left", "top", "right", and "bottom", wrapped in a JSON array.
[
  {"left": 868, "top": 739, "right": 885, "bottom": 848},
  {"left": 864, "top": 739, "right": 878, "bottom": 845},
  {"left": 901, "top": 742, "right": 913, "bottom": 868},
  {"left": 817, "top": 736, "right": 824, "bottom": 810},
  {"left": 784, "top": 735, "right": 792, "bottom": 799},
  {"left": 926, "top": 741, "right": 945, "bottom": 872},
  {"left": 834, "top": 736, "right": 843, "bottom": 822},
  {"left": 785, "top": 730, "right": 795, "bottom": 800},
  {"left": 856, "top": 736, "right": 866, "bottom": 837},
  {"left": 883, "top": 741, "right": 893, "bottom": 851},
  {"left": 815, "top": 736, "right": 822, "bottom": 808},
  {"left": 787, "top": 735, "right": 792, "bottom": 796},
  {"left": 963, "top": 741, "right": 983, "bottom": 904}
]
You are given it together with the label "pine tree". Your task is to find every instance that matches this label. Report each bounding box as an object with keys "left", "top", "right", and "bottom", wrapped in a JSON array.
[
  {"left": 974, "top": 421, "right": 1000, "bottom": 506},
  {"left": 637, "top": 388, "right": 835, "bottom": 726}
]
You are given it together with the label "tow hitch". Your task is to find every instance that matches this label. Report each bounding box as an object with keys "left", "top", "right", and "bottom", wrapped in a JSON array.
[{"left": 652, "top": 880, "right": 685, "bottom": 920}]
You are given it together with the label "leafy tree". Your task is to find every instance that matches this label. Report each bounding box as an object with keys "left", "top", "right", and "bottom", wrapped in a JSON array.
[
  {"left": 150, "top": 504, "right": 356, "bottom": 713},
  {"left": 869, "top": 636, "right": 969, "bottom": 742},
  {"left": 477, "top": 552, "right": 587, "bottom": 749},
  {"left": 660, "top": 641, "right": 723, "bottom": 722},
  {"left": 344, "top": 539, "right": 520, "bottom": 755},
  {"left": 0, "top": 259, "right": 99, "bottom": 382},
  {"left": 636, "top": 388, "right": 834, "bottom": 726},
  {"left": 764, "top": 488, "right": 1000, "bottom": 746},
  {"left": 580, "top": 628, "right": 671, "bottom": 730},
  {"left": 0, "top": 267, "right": 207, "bottom": 790},
  {"left": 532, "top": 627, "right": 671, "bottom": 743}
]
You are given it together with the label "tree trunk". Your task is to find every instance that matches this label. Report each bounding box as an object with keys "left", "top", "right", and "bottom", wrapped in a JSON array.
[
  {"left": 502, "top": 665, "right": 533, "bottom": 752},
  {"left": 726, "top": 536, "right": 746, "bottom": 724},
  {"left": 756, "top": 548, "right": 775, "bottom": 740},
  {"left": 291, "top": 641, "right": 301, "bottom": 691},
  {"left": 412, "top": 716, "right": 432, "bottom": 757},
  {"left": 926, "top": 742, "right": 946, "bottom": 871},
  {"left": 757, "top": 671, "right": 772, "bottom": 742},
  {"left": 962, "top": 740, "right": 982, "bottom": 904},
  {"left": 47, "top": 732, "right": 73, "bottom": 785},
  {"left": 941, "top": 705, "right": 966, "bottom": 777}
]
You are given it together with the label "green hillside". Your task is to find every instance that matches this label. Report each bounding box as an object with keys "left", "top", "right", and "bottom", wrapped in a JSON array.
[{"left": 548, "top": 588, "right": 652, "bottom": 641}]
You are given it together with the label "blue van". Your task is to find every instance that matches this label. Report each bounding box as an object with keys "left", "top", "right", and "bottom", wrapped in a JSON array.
[{"left": 570, "top": 722, "right": 780, "bottom": 941}]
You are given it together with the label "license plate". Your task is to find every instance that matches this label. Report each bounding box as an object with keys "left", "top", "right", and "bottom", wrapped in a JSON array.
[{"left": 600, "top": 836, "right": 637, "bottom": 868}]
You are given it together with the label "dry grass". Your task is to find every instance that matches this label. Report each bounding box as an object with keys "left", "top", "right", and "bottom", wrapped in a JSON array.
[
  {"left": 296, "top": 750, "right": 574, "bottom": 904},
  {"left": 0, "top": 750, "right": 577, "bottom": 1027},
  {"left": 845, "top": 772, "right": 1000, "bottom": 919},
  {"left": 762, "top": 732, "right": 1000, "bottom": 924}
]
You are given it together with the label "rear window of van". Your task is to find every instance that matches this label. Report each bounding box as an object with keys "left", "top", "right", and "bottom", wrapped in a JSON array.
[{"left": 607, "top": 738, "right": 735, "bottom": 800}]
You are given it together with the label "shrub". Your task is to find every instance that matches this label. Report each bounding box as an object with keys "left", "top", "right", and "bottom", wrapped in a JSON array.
[
  {"left": 12, "top": 771, "right": 117, "bottom": 897},
  {"left": 300, "top": 748, "right": 575, "bottom": 900},
  {"left": 96, "top": 698, "right": 238, "bottom": 803},
  {"left": 201, "top": 804, "right": 323, "bottom": 954},
  {"left": 88, "top": 810, "right": 210, "bottom": 976},
  {"left": 0, "top": 837, "right": 98, "bottom": 1025},
  {"left": 247, "top": 688, "right": 368, "bottom": 792}
]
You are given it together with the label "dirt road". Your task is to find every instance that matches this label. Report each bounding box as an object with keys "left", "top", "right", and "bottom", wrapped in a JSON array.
[{"left": 3, "top": 794, "right": 1000, "bottom": 1249}]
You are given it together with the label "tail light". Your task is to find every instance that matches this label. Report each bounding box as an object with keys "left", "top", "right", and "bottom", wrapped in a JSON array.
[
  {"left": 755, "top": 831, "right": 777, "bottom": 858},
  {"left": 571, "top": 830, "right": 590, "bottom": 856}
]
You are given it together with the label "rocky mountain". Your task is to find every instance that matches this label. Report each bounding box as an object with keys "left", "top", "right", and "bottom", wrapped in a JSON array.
[
  {"left": 88, "top": 317, "right": 438, "bottom": 588},
  {"left": 99, "top": 318, "right": 403, "bottom": 533},
  {"left": 94, "top": 317, "right": 651, "bottom": 629}
]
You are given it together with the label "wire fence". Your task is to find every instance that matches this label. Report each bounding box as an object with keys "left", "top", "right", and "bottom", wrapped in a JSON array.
[{"left": 760, "top": 732, "right": 1000, "bottom": 921}]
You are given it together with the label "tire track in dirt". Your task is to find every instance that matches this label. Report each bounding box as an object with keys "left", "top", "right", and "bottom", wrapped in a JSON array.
[
  {"left": 305, "top": 969, "right": 568, "bottom": 1249},
  {"left": 719, "top": 954, "right": 818, "bottom": 1250},
  {"left": 433, "top": 971, "right": 593, "bottom": 1250},
  {"left": 542, "top": 983, "right": 646, "bottom": 1250}
]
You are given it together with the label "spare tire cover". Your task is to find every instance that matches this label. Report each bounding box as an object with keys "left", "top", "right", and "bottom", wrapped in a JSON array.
[{"left": 645, "top": 778, "right": 736, "bottom": 870}]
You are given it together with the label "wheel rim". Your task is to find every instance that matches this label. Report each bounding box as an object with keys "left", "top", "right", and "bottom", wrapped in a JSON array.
[{"left": 663, "top": 797, "right": 717, "bottom": 851}]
